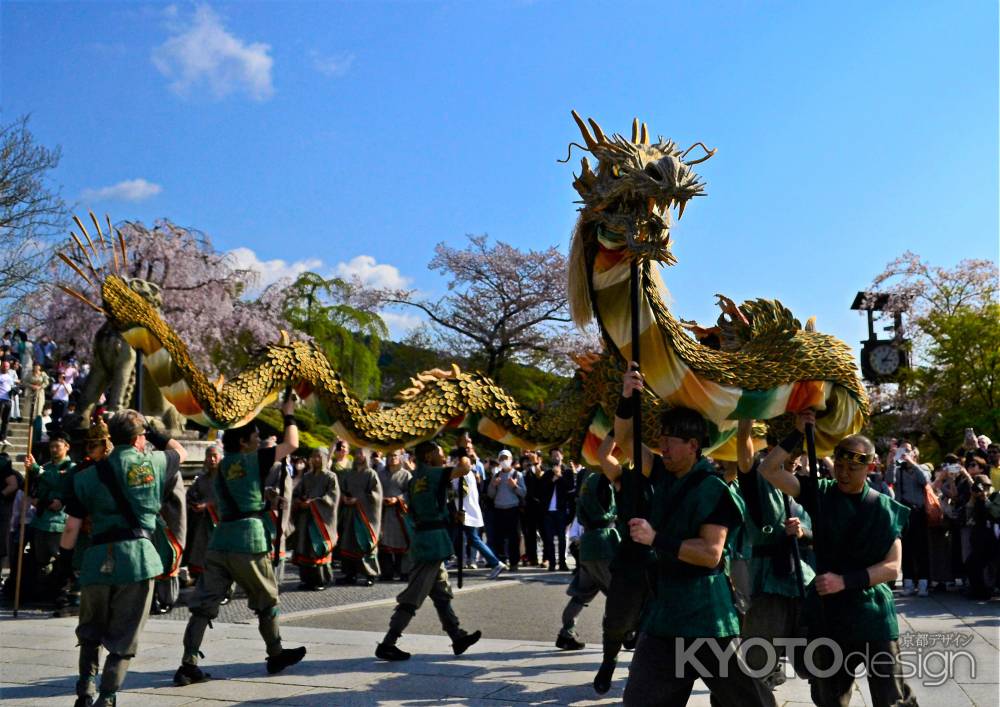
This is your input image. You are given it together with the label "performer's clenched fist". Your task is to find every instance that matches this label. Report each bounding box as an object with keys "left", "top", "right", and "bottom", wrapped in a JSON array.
[{"left": 628, "top": 517, "right": 655, "bottom": 545}]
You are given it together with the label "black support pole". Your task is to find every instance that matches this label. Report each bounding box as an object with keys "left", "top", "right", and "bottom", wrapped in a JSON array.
[{"left": 630, "top": 259, "right": 642, "bottom": 469}]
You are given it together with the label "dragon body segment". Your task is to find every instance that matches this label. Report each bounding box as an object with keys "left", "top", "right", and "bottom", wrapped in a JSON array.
[{"left": 94, "top": 273, "right": 639, "bottom": 459}]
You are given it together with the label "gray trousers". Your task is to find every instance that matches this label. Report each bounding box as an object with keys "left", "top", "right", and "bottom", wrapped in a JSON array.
[
  {"left": 808, "top": 639, "right": 917, "bottom": 707},
  {"left": 623, "top": 634, "right": 776, "bottom": 707},
  {"left": 561, "top": 558, "right": 612, "bottom": 638},
  {"left": 741, "top": 592, "right": 804, "bottom": 676},
  {"left": 384, "top": 561, "right": 462, "bottom": 644},
  {"left": 602, "top": 567, "right": 650, "bottom": 660},
  {"left": 182, "top": 550, "right": 282, "bottom": 664},
  {"left": 76, "top": 579, "right": 154, "bottom": 699}
]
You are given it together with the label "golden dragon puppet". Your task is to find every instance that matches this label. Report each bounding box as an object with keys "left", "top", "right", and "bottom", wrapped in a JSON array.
[{"left": 56, "top": 112, "right": 866, "bottom": 461}]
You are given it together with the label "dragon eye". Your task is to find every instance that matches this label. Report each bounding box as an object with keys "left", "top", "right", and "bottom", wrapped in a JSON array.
[{"left": 611, "top": 165, "right": 621, "bottom": 178}]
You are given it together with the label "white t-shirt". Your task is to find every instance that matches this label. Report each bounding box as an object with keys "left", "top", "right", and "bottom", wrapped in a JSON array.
[
  {"left": 0, "top": 371, "right": 17, "bottom": 401},
  {"left": 51, "top": 381, "right": 71, "bottom": 402},
  {"left": 453, "top": 470, "right": 484, "bottom": 528}
]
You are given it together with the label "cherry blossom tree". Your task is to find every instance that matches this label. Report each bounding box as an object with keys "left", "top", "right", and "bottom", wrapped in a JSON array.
[
  {"left": 40, "top": 219, "right": 289, "bottom": 377},
  {"left": 384, "top": 234, "right": 598, "bottom": 376}
]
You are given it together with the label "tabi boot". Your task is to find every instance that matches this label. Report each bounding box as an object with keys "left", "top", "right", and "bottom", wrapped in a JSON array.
[
  {"left": 375, "top": 642, "right": 411, "bottom": 661},
  {"left": 266, "top": 646, "right": 307, "bottom": 674},
  {"left": 173, "top": 663, "right": 211, "bottom": 686},
  {"left": 451, "top": 629, "right": 482, "bottom": 655},
  {"left": 593, "top": 657, "right": 616, "bottom": 694}
]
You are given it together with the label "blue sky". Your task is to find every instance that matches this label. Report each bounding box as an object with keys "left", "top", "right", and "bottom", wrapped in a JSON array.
[{"left": 2, "top": 1, "right": 997, "bottom": 351}]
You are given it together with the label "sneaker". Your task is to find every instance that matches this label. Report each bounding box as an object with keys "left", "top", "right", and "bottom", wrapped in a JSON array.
[
  {"left": 173, "top": 663, "right": 211, "bottom": 686},
  {"left": 901, "top": 579, "right": 916, "bottom": 596},
  {"left": 593, "top": 657, "right": 616, "bottom": 694},
  {"left": 452, "top": 629, "right": 482, "bottom": 655},
  {"left": 487, "top": 562, "right": 508, "bottom": 580},
  {"left": 917, "top": 579, "right": 929, "bottom": 597},
  {"left": 556, "top": 633, "right": 586, "bottom": 650},
  {"left": 266, "top": 646, "right": 307, "bottom": 674},
  {"left": 375, "top": 642, "right": 411, "bottom": 661}
]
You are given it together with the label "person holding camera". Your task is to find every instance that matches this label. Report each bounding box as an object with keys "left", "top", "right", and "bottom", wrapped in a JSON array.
[
  {"left": 892, "top": 441, "right": 931, "bottom": 597},
  {"left": 376, "top": 440, "right": 481, "bottom": 661},
  {"left": 487, "top": 449, "right": 526, "bottom": 570}
]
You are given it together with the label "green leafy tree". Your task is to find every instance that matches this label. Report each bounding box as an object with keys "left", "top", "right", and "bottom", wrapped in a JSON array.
[
  {"left": 863, "top": 252, "right": 999, "bottom": 457},
  {"left": 282, "top": 272, "right": 387, "bottom": 398},
  {"left": 910, "top": 304, "right": 1000, "bottom": 451}
]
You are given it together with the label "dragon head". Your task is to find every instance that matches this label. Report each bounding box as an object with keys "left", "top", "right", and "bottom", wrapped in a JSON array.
[{"left": 566, "top": 110, "right": 713, "bottom": 265}]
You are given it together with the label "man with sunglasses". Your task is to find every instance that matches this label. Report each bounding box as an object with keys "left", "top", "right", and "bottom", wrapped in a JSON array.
[
  {"left": 759, "top": 410, "right": 916, "bottom": 707},
  {"left": 615, "top": 366, "right": 775, "bottom": 707}
]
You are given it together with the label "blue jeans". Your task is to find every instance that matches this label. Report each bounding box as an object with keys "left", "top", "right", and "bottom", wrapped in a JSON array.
[{"left": 456, "top": 526, "right": 500, "bottom": 567}]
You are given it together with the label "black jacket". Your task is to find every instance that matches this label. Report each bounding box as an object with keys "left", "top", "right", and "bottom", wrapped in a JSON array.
[{"left": 538, "top": 465, "right": 576, "bottom": 516}]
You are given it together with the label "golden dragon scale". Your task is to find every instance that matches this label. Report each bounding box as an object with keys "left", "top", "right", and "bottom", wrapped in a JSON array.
[{"left": 99, "top": 274, "right": 620, "bottom": 457}]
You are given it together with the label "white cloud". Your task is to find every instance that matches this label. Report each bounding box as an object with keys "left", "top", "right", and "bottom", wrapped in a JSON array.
[
  {"left": 152, "top": 5, "right": 274, "bottom": 101},
  {"left": 380, "top": 310, "right": 425, "bottom": 340},
  {"left": 81, "top": 178, "right": 163, "bottom": 203},
  {"left": 227, "top": 247, "right": 322, "bottom": 292},
  {"left": 335, "top": 255, "right": 411, "bottom": 289},
  {"left": 310, "top": 50, "right": 354, "bottom": 77}
]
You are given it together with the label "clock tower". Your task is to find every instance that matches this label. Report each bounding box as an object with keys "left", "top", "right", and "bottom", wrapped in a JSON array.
[{"left": 850, "top": 291, "right": 911, "bottom": 383}]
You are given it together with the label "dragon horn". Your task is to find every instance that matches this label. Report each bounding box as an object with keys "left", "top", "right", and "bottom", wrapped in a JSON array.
[
  {"left": 587, "top": 117, "right": 608, "bottom": 144},
  {"left": 678, "top": 200, "right": 687, "bottom": 220},
  {"left": 107, "top": 215, "right": 120, "bottom": 272},
  {"left": 117, "top": 228, "right": 129, "bottom": 270},
  {"left": 641, "top": 122, "right": 650, "bottom": 145},
  {"left": 89, "top": 211, "right": 107, "bottom": 249},
  {"left": 451, "top": 362, "right": 461, "bottom": 377},
  {"left": 57, "top": 251, "right": 95, "bottom": 287},
  {"left": 570, "top": 110, "right": 599, "bottom": 150},
  {"left": 57, "top": 284, "right": 106, "bottom": 314},
  {"left": 631, "top": 118, "right": 640, "bottom": 143},
  {"left": 73, "top": 214, "right": 100, "bottom": 262},
  {"left": 68, "top": 231, "right": 101, "bottom": 281}
]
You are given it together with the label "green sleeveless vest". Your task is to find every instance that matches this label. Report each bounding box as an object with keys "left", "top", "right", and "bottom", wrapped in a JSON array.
[
  {"left": 642, "top": 458, "right": 746, "bottom": 639},
  {"left": 804, "top": 479, "right": 908, "bottom": 641},
  {"left": 29, "top": 458, "right": 74, "bottom": 532},
  {"left": 408, "top": 465, "right": 453, "bottom": 564},
  {"left": 577, "top": 471, "right": 620, "bottom": 562},
  {"left": 74, "top": 446, "right": 166, "bottom": 586},
  {"left": 211, "top": 450, "right": 273, "bottom": 554},
  {"left": 745, "top": 470, "right": 816, "bottom": 597}
]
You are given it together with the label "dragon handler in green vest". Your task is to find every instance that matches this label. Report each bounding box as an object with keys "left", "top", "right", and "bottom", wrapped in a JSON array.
[
  {"left": 734, "top": 417, "right": 815, "bottom": 690},
  {"left": 375, "top": 439, "right": 482, "bottom": 661},
  {"left": 174, "top": 395, "right": 305, "bottom": 685},
  {"left": 553, "top": 434, "right": 622, "bottom": 671},
  {"left": 54, "top": 410, "right": 188, "bottom": 707},
  {"left": 760, "top": 410, "right": 916, "bottom": 707},
  {"left": 615, "top": 366, "right": 776, "bottom": 707},
  {"left": 24, "top": 430, "right": 75, "bottom": 598}
]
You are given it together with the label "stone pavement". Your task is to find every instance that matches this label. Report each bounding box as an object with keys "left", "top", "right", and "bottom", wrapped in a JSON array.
[{"left": 2, "top": 580, "right": 996, "bottom": 706}]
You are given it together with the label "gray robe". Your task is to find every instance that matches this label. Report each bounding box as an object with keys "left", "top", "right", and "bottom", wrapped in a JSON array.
[
  {"left": 338, "top": 465, "right": 383, "bottom": 576},
  {"left": 184, "top": 471, "right": 218, "bottom": 574},
  {"left": 290, "top": 469, "right": 340, "bottom": 563},
  {"left": 377, "top": 465, "right": 412, "bottom": 554}
]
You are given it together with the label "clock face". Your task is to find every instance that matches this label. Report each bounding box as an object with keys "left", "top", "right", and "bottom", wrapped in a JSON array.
[{"left": 868, "top": 344, "right": 901, "bottom": 376}]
